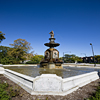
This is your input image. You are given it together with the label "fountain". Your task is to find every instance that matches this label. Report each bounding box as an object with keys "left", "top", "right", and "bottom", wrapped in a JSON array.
[
  {"left": 0, "top": 31, "right": 99, "bottom": 96},
  {"left": 40, "top": 31, "right": 63, "bottom": 69}
]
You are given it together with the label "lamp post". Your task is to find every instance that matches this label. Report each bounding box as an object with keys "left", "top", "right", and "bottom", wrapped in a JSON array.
[
  {"left": 63, "top": 51, "right": 71, "bottom": 63},
  {"left": 90, "top": 43, "right": 96, "bottom": 67}
]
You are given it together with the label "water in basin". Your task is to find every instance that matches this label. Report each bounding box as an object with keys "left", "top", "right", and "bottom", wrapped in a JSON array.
[{"left": 3, "top": 66, "right": 100, "bottom": 78}]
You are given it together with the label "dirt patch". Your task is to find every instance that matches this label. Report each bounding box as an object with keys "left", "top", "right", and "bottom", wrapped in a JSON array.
[{"left": 0, "top": 74, "right": 100, "bottom": 100}]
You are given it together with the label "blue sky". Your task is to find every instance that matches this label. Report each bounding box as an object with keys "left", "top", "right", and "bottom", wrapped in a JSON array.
[{"left": 0, "top": 0, "right": 100, "bottom": 57}]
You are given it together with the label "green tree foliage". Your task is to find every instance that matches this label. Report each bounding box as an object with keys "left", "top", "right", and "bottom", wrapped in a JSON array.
[
  {"left": 95, "top": 55, "right": 100, "bottom": 63},
  {"left": 9, "top": 38, "right": 32, "bottom": 53},
  {"left": 63, "top": 54, "right": 83, "bottom": 63},
  {"left": 26, "top": 55, "right": 44, "bottom": 64},
  {"left": 0, "top": 46, "right": 10, "bottom": 59},
  {"left": 0, "top": 39, "right": 33, "bottom": 64},
  {"left": 7, "top": 48, "right": 26, "bottom": 62},
  {"left": 0, "top": 46, "right": 27, "bottom": 64},
  {"left": 0, "top": 46, "right": 20, "bottom": 64},
  {"left": 0, "top": 31, "right": 6, "bottom": 43},
  {"left": 0, "top": 57, "right": 20, "bottom": 64},
  {"left": 31, "top": 55, "right": 44, "bottom": 64},
  {"left": 26, "top": 51, "right": 34, "bottom": 60}
]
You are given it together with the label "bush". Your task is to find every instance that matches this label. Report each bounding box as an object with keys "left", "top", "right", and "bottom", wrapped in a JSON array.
[
  {"left": 0, "top": 83, "right": 10, "bottom": 100},
  {"left": 89, "top": 86, "right": 100, "bottom": 100},
  {"left": 0, "top": 57, "right": 20, "bottom": 65},
  {"left": 0, "top": 80, "right": 20, "bottom": 100},
  {"left": 26, "top": 55, "right": 44, "bottom": 64},
  {"left": 31, "top": 55, "right": 44, "bottom": 64}
]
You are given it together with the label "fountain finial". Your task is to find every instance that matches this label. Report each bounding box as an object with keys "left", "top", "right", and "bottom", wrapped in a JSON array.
[{"left": 49, "top": 31, "right": 54, "bottom": 38}]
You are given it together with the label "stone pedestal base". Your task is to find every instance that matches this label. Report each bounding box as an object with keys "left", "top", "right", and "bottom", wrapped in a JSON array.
[
  {"left": 47, "top": 63, "right": 63, "bottom": 69},
  {"left": 55, "top": 64, "right": 63, "bottom": 69},
  {"left": 40, "top": 63, "right": 63, "bottom": 69},
  {"left": 48, "top": 63, "right": 55, "bottom": 69}
]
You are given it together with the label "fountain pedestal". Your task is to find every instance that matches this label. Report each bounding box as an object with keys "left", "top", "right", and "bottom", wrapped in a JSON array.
[{"left": 40, "top": 31, "right": 63, "bottom": 69}]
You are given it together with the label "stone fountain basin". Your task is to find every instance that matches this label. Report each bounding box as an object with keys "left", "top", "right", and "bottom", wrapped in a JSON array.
[{"left": 0, "top": 66, "right": 99, "bottom": 96}]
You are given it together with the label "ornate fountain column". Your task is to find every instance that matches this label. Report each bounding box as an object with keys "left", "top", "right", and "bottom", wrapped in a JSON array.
[{"left": 40, "top": 31, "right": 63, "bottom": 69}]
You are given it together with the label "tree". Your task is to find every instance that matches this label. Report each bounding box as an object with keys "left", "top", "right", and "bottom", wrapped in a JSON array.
[
  {"left": 63, "top": 54, "right": 83, "bottom": 63},
  {"left": 9, "top": 38, "right": 32, "bottom": 53},
  {"left": 7, "top": 48, "right": 26, "bottom": 62},
  {"left": 26, "top": 55, "right": 44, "bottom": 64},
  {"left": 95, "top": 55, "right": 100, "bottom": 63},
  {"left": 75, "top": 56, "right": 83, "bottom": 63},
  {"left": 25, "top": 51, "right": 34, "bottom": 60},
  {"left": 0, "top": 31, "right": 6, "bottom": 43},
  {"left": 0, "top": 56, "right": 19, "bottom": 64},
  {"left": 0, "top": 46, "right": 10, "bottom": 59},
  {"left": 0, "top": 46, "right": 21, "bottom": 64},
  {"left": 64, "top": 54, "right": 76, "bottom": 63},
  {"left": 31, "top": 55, "right": 44, "bottom": 64},
  {"left": 9, "top": 38, "right": 33, "bottom": 63}
]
